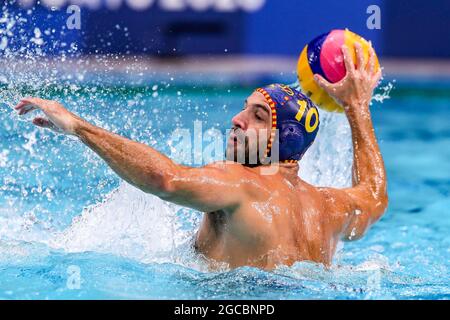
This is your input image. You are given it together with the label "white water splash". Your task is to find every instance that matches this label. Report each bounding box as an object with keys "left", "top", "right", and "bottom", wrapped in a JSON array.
[
  {"left": 300, "top": 110, "right": 352, "bottom": 188},
  {"left": 373, "top": 80, "right": 395, "bottom": 103},
  {"left": 50, "top": 183, "right": 201, "bottom": 266}
]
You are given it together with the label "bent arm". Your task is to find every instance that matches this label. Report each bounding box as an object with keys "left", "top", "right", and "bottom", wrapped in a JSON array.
[
  {"left": 339, "top": 100, "right": 387, "bottom": 240},
  {"left": 315, "top": 43, "right": 388, "bottom": 240}
]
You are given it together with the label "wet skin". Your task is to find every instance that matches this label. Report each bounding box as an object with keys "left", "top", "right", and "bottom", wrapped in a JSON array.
[{"left": 14, "top": 43, "right": 387, "bottom": 270}]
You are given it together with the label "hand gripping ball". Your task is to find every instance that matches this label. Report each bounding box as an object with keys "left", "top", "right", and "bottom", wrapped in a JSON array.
[{"left": 297, "top": 29, "right": 380, "bottom": 112}]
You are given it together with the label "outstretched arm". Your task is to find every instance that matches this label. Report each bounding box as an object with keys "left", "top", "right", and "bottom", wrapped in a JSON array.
[
  {"left": 314, "top": 43, "right": 388, "bottom": 240},
  {"left": 14, "top": 98, "right": 250, "bottom": 212}
]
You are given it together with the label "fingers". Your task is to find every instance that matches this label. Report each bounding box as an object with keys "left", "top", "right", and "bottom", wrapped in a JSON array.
[
  {"left": 314, "top": 74, "right": 333, "bottom": 90},
  {"left": 354, "top": 42, "right": 365, "bottom": 71},
  {"left": 14, "top": 97, "right": 39, "bottom": 109},
  {"left": 32, "top": 117, "right": 52, "bottom": 128},
  {"left": 341, "top": 45, "right": 355, "bottom": 75},
  {"left": 16, "top": 103, "right": 38, "bottom": 115},
  {"left": 32, "top": 116, "right": 63, "bottom": 133},
  {"left": 14, "top": 98, "right": 34, "bottom": 111},
  {"left": 15, "top": 97, "right": 46, "bottom": 115},
  {"left": 367, "top": 46, "right": 376, "bottom": 75},
  {"left": 372, "top": 70, "right": 382, "bottom": 89}
]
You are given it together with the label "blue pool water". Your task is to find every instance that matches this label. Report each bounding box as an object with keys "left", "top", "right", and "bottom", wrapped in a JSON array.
[
  {"left": 0, "top": 0, "right": 448, "bottom": 301},
  {"left": 0, "top": 70, "right": 449, "bottom": 300}
]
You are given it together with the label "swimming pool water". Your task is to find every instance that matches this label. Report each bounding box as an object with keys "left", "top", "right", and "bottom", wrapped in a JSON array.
[{"left": 0, "top": 75, "right": 449, "bottom": 300}]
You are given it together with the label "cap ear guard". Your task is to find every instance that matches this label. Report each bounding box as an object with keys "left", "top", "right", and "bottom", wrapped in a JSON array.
[
  {"left": 256, "top": 84, "right": 320, "bottom": 163},
  {"left": 277, "top": 120, "right": 308, "bottom": 161}
]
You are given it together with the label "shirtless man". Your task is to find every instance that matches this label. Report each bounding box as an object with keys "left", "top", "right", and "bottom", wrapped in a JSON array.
[{"left": 14, "top": 43, "right": 387, "bottom": 270}]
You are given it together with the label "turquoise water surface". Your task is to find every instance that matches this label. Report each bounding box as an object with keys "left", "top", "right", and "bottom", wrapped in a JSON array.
[{"left": 0, "top": 71, "right": 449, "bottom": 299}]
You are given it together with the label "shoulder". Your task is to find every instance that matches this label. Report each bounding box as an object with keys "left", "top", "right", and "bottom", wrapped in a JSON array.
[
  {"left": 205, "top": 161, "right": 262, "bottom": 178},
  {"left": 206, "top": 161, "right": 273, "bottom": 197},
  {"left": 205, "top": 160, "right": 244, "bottom": 171}
]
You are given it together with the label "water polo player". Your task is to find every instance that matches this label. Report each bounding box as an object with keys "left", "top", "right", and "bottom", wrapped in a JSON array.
[{"left": 14, "top": 43, "right": 387, "bottom": 269}]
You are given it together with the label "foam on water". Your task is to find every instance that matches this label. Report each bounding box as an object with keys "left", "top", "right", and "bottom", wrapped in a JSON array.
[{"left": 49, "top": 183, "right": 204, "bottom": 268}]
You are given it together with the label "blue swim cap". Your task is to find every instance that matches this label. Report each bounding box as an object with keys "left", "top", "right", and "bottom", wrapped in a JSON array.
[{"left": 256, "top": 84, "right": 320, "bottom": 163}]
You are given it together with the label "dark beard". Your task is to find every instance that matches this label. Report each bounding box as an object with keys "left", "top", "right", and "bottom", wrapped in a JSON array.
[{"left": 225, "top": 135, "right": 264, "bottom": 167}]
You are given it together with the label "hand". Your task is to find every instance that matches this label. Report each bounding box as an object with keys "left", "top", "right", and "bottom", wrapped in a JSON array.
[
  {"left": 14, "top": 97, "right": 82, "bottom": 135},
  {"left": 314, "top": 43, "right": 381, "bottom": 111}
]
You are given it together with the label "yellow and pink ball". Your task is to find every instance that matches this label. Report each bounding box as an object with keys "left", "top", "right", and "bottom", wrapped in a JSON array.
[{"left": 297, "top": 29, "right": 380, "bottom": 112}]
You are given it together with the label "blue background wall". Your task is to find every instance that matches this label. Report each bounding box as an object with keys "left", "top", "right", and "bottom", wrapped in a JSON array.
[
  {"left": 383, "top": 0, "right": 450, "bottom": 58},
  {"left": 244, "top": 0, "right": 384, "bottom": 56},
  {"left": 1, "top": 0, "right": 449, "bottom": 58}
]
